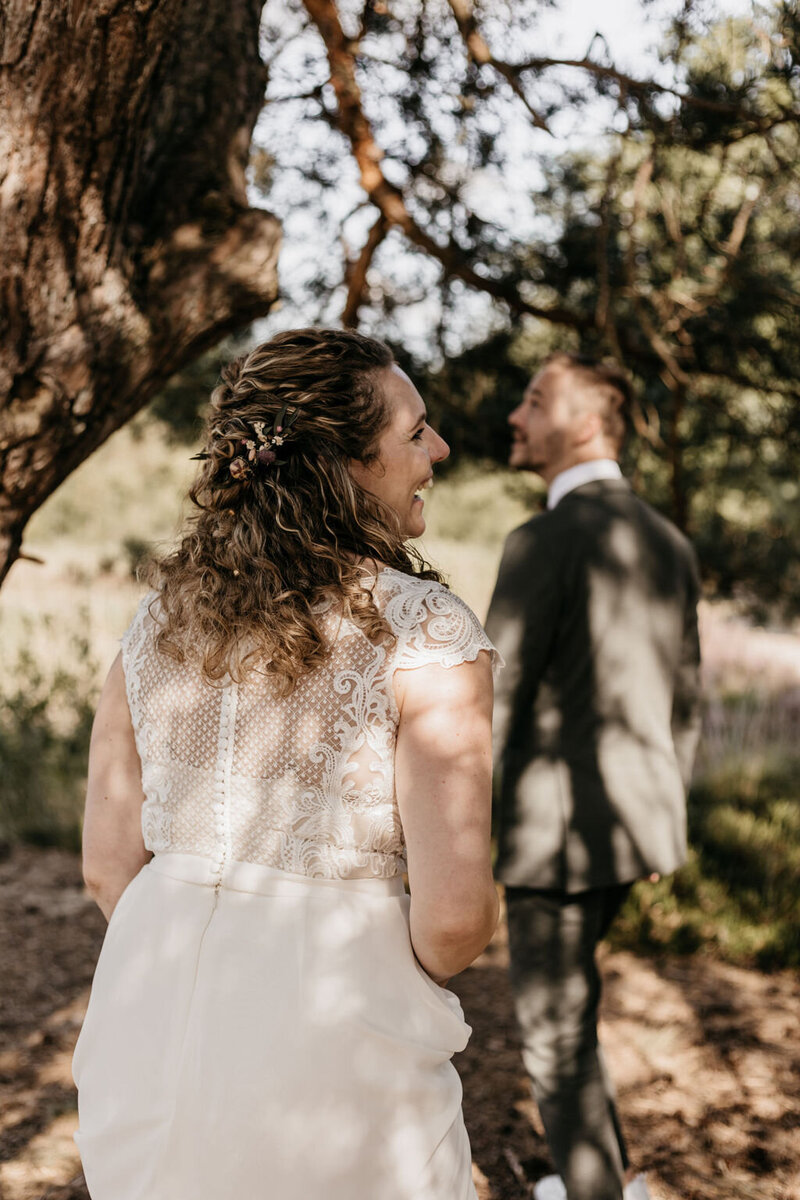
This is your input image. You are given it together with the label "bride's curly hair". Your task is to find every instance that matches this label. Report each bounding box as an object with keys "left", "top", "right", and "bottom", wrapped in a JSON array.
[{"left": 148, "top": 327, "right": 445, "bottom": 692}]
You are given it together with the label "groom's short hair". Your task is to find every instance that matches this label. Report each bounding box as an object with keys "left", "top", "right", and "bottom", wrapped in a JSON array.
[{"left": 545, "top": 353, "right": 633, "bottom": 450}]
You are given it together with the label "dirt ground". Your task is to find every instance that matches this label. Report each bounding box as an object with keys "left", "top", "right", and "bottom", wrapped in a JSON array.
[{"left": 0, "top": 846, "right": 797, "bottom": 1200}]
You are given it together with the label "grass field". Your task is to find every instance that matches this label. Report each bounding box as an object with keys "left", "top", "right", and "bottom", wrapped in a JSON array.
[{"left": 1, "top": 413, "right": 798, "bottom": 967}]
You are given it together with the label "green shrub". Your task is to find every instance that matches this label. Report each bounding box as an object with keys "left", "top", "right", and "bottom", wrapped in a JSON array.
[
  {"left": 0, "top": 627, "right": 98, "bottom": 851},
  {"left": 611, "top": 751, "right": 800, "bottom": 969},
  {"left": 122, "top": 536, "right": 152, "bottom": 580}
]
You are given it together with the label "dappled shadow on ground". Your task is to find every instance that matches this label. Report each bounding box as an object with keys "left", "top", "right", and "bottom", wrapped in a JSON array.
[
  {"left": 599, "top": 952, "right": 800, "bottom": 1200},
  {"left": 452, "top": 917, "right": 800, "bottom": 1200},
  {"left": 0, "top": 847, "right": 102, "bottom": 1200},
  {"left": 1, "top": 848, "right": 798, "bottom": 1200}
]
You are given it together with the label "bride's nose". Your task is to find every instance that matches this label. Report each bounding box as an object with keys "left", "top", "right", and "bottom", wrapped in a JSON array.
[{"left": 430, "top": 430, "right": 450, "bottom": 464}]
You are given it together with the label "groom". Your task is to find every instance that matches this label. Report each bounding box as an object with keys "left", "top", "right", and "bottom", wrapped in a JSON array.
[{"left": 485, "top": 353, "right": 701, "bottom": 1200}]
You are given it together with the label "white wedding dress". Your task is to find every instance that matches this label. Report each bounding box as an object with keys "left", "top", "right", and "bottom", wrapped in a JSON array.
[{"left": 73, "top": 567, "right": 499, "bottom": 1200}]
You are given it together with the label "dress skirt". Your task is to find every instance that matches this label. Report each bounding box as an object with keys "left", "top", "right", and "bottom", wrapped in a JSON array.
[{"left": 72, "top": 853, "right": 477, "bottom": 1200}]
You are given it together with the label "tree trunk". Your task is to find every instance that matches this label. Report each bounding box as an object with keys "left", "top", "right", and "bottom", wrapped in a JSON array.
[{"left": 0, "top": 0, "right": 281, "bottom": 584}]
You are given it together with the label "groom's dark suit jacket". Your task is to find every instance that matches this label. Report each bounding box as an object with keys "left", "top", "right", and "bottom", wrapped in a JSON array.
[{"left": 485, "top": 478, "right": 701, "bottom": 893}]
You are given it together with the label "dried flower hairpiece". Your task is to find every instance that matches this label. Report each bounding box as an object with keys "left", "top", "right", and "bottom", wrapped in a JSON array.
[{"left": 192, "top": 405, "right": 300, "bottom": 482}]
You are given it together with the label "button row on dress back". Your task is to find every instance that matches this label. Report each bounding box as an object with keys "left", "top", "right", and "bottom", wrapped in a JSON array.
[{"left": 211, "top": 683, "right": 238, "bottom": 883}]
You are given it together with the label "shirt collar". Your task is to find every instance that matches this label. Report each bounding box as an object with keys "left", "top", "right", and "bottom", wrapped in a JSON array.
[{"left": 547, "top": 459, "right": 623, "bottom": 510}]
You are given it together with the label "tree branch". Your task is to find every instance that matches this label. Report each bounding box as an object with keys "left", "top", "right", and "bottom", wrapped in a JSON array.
[
  {"left": 445, "top": 0, "right": 551, "bottom": 133},
  {"left": 723, "top": 191, "right": 760, "bottom": 259},
  {"left": 517, "top": 53, "right": 795, "bottom": 131},
  {"left": 623, "top": 157, "right": 692, "bottom": 388},
  {"left": 300, "top": 0, "right": 588, "bottom": 330},
  {"left": 342, "top": 213, "right": 389, "bottom": 326},
  {"left": 595, "top": 141, "right": 624, "bottom": 356},
  {"left": 264, "top": 86, "right": 325, "bottom": 105}
]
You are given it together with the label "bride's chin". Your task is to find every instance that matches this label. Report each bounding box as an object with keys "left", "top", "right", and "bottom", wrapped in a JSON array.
[{"left": 403, "top": 512, "right": 425, "bottom": 538}]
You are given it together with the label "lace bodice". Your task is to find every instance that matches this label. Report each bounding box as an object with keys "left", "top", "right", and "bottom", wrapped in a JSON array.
[{"left": 121, "top": 569, "right": 500, "bottom": 881}]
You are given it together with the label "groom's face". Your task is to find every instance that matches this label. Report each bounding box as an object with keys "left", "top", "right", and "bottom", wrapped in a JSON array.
[{"left": 507, "top": 364, "right": 575, "bottom": 482}]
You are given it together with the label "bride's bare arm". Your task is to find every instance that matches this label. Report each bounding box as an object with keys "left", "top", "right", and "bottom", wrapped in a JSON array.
[
  {"left": 394, "top": 651, "right": 498, "bottom": 983},
  {"left": 82, "top": 653, "right": 150, "bottom": 921}
]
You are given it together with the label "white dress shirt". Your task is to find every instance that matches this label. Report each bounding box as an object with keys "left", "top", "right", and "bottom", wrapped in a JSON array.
[{"left": 546, "top": 459, "right": 623, "bottom": 510}]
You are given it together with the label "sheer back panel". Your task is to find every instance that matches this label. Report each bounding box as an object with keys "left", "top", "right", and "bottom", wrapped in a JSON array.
[{"left": 122, "top": 569, "right": 497, "bottom": 880}]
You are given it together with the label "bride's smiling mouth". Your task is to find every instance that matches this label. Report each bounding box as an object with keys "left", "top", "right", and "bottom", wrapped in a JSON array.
[{"left": 413, "top": 477, "right": 434, "bottom": 503}]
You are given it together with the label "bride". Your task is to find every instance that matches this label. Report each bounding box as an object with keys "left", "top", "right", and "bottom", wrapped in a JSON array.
[{"left": 73, "top": 327, "right": 500, "bottom": 1199}]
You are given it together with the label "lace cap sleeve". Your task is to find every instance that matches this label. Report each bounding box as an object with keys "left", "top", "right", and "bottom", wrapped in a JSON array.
[
  {"left": 120, "top": 591, "right": 159, "bottom": 660},
  {"left": 392, "top": 581, "right": 502, "bottom": 678},
  {"left": 119, "top": 591, "right": 161, "bottom": 735}
]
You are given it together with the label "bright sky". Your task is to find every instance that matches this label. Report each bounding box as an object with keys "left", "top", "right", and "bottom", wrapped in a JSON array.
[
  {"left": 532, "top": 0, "right": 670, "bottom": 68},
  {"left": 533, "top": 0, "right": 753, "bottom": 71}
]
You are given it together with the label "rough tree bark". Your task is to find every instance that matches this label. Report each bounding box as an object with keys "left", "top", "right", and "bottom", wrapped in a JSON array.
[{"left": 0, "top": 0, "right": 281, "bottom": 584}]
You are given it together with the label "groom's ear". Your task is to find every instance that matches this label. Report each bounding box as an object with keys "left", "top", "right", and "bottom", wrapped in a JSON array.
[{"left": 573, "top": 408, "right": 603, "bottom": 447}]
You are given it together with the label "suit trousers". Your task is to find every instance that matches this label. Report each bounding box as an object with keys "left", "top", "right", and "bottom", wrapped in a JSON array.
[{"left": 505, "top": 884, "right": 631, "bottom": 1200}]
